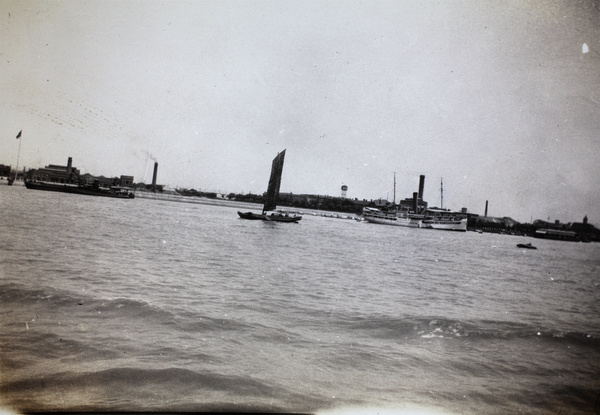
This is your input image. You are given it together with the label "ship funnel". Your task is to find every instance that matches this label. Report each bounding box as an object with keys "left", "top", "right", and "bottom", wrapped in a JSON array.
[
  {"left": 67, "top": 157, "right": 73, "bottom": 175},
  {"left": 418, "top": 175, "right": 425, "bottom": 202},
  {"left": 413, "top": 192, "right": 418, "bottom": 213},
  {"left": 152, "top": 162, "right": 158, "bottom": 186},
  {"left": 485, "top": 200, "right": 488, "bottom": 217}
]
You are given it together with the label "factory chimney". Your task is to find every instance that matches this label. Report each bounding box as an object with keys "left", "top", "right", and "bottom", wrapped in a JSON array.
[
  {"left": 485, "top": 200, "right": 488, "bottom": 217},
  {"left": 152, "top": 162, "right": 158, "bottom": 186},
  {"left": 418, "top": 175, "right": 425, "bottom": 202}
]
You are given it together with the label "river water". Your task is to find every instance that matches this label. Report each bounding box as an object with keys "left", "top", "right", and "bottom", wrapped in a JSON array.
[{"left": 1, "top": 185, "right": 599, "bottom": 414}]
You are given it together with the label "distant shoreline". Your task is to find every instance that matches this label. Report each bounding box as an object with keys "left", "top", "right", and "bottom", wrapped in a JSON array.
[{"left": 134, "top": 190, "right": 355, "bottom": 218}]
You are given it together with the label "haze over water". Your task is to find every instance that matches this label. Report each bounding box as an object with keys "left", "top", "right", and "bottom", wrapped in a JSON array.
[{"left": 1, "top": 185, "right": 599, "bottom": 414}]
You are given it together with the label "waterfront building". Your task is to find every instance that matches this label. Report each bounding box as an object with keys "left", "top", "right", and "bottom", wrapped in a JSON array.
[
  {"left": 120, "top": 176, "right": 134, "bottom": 187},
  {"left": 28, "top": 157, "right": 80, "bottom": 183}
]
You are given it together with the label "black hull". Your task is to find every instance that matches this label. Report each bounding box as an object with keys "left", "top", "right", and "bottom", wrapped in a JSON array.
[
  {"left": 238, "top": 211, "right": 266, "bottom": 220},
  {"left": 238, "top": 211, "right": 301, "bottom": 222},
  {"left": 25, "top": 181, "right": 135, "bottom": 199}
]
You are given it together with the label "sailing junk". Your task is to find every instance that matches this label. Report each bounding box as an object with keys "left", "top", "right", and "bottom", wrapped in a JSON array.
[
  {"left": 237, "top": 149, "right": 302, "bottom": 222},
  {"left": 263, "top": 150, "right": 285, "bottom": 213}
]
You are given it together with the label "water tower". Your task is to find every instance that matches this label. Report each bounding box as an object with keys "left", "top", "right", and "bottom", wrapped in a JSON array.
[{"left": 341, "top": 184, "right": 348, "bottom": 198}]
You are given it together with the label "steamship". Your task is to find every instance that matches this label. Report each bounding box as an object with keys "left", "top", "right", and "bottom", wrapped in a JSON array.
[
  {"left": 363, "top": 174, "right": 426, "bottom": 227},
  {"left": 420, "top": 208, "right": 467, "bottom": 231},
  {"left": 362, "top": 207, "right": 422, "bottom": 227},
  {"left": 362, "top": 174, "right": 466, "bottom": 231},
  {"left": 24, "top": 180, "right": 134, "bottom": 198},
  {"left": 24, "top": 157, "right": 135, "bottom": 199}
]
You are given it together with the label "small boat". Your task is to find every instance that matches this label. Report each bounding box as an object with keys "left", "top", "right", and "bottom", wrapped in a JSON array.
[
  {"left": 237, "top": 149, "right": 302, "bottom": 223},
  {"left": 517, "top": 243, "right": 537, "bottom": 249}
]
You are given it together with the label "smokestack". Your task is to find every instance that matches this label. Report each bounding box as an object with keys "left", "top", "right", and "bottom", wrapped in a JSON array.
[
  {"left": 485, "top": 200, "right": 488, "bottom": 217},
  {"left": 152, "top": 162, "right": 158, "bottom": 186},
  {"left": 412, "top": 192, "right": 418, "bottom": 213},
  {"left": 67, "top": 157, "right": 72, "bottom": 175},
  {"left": 418, "top": 175, "right": 425, "bottom": 202}
]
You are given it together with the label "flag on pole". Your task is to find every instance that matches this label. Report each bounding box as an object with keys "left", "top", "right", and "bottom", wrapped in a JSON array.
[{"left": 16, "top": 130, "right": 22, "bottom": 139}]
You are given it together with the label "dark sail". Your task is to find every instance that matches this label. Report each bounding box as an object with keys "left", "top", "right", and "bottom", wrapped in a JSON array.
[{"left": 262, "top": 149, "right": 286, "bottom": 212}]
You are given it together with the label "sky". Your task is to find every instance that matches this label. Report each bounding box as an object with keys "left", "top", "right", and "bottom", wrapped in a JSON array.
[{"left": 1, "top": 0, "right": 599, "bottom": 223}]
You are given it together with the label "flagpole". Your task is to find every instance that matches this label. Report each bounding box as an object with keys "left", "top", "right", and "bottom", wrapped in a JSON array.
[
  {"left": 15, "top": 136, "right": 22, "bottom": 172},
  {"left": 14, "top": 130, "right": 22, "bottom": 183}
]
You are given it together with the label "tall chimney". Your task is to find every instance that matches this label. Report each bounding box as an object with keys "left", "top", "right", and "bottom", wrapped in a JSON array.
[
  {"left": 152, "top": 162, "right": 158, "bottom": 186},
  {"left": 418, "top": 175, "right": 425, "bottom": 202},
  {"left": 412, "top": 192, "right": 419, "bottom": 213},
  {"left": 485, "top": 200, "right": 488, "bottom": 217},
  {"left": 67, "top": 157, "right": 72, "bottom": 175}
]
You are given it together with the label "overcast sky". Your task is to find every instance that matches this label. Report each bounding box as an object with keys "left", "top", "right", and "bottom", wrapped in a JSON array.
[{"left": 2, "top": 0, "right": 599, "bottom": 223}]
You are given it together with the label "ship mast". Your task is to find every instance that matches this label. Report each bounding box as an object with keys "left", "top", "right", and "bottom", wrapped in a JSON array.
[
  {"left": 393, "top": 172, "right": 396, "bottom": 206},
  {"left": 440, "top": 177, "right": 444, "bottom": 210}
]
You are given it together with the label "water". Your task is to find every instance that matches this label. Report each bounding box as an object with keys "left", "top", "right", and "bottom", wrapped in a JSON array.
[{"left": 1, "top": 185, "right": 599, "bottom": 414}]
